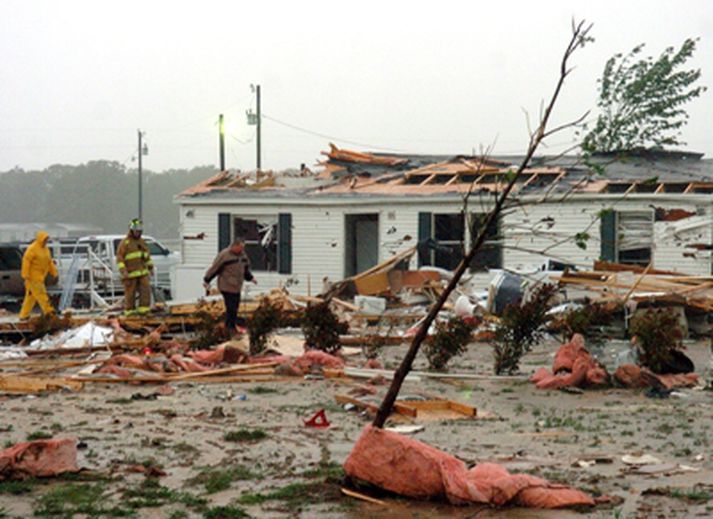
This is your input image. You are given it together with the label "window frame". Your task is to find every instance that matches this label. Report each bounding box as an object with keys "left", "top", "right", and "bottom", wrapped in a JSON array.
[
  {"left": 232, "top": 215, "right": 279, "bottom": 272},
  {"left": 468, "top": 212, "right": 503, "bottom": 272},
  {"left": 615, "top": 210, "right": 654, "bottom": 266}
]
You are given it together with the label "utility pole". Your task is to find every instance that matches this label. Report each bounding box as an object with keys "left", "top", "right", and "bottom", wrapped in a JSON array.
[
  {"left": 137, "top": 130, "right": 148, "bottom": 221},
  {"left": 247, "top": 84, "right": 262, "bottom": 171},
  {"left": 256, "top": 84, "right": 261, "bottom": 171},
  {"left": 219, "top": 114, "right": 225, "bottom": 171}
]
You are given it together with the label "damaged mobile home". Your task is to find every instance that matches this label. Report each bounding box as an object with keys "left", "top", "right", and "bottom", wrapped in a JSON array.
[{"left": 173, "top": 145, "right": 713, "bottom": 301}]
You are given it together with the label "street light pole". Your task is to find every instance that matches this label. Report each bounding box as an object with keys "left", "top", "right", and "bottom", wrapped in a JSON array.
[
  {"left": 256, "top": 84, "right": 261, "bottom": 171},
  {"left": 137, "top": 130, "right": 148, "bottom": 221},
  {"left": 219, "top": 114, "right": 225, "bottom": 171},
  {"left": 138, "top": 129, "right": 143, "bottom": 221}
]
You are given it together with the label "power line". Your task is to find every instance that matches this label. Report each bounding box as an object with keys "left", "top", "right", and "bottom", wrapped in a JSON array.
[
  {"left": 261, "top": 113, "right": 406, "bottom": 153},
  {"left": 231, "top": 130, "right": 256, "bottom": 145}
]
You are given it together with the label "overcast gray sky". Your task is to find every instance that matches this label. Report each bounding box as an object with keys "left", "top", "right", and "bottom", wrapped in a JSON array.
[{"left": 1, "top": 0, "right": 711, "bottom": 173}]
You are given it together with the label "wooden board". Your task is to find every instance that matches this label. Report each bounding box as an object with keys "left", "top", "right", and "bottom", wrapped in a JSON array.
[
  {"left": 335, "top": 394, "right": 418, "bottom": 417},
  {"left": 0, "top": 375, "right": 84, "bottom": 393},
  {"left": 354, "top": 271, "right": 391, "bottom": 296},
  {"left": 398, "top": 399, "right": 477, "bottom": 419},
  {"left": 335, "top": 394, "right": 476, "bottom": 421}
]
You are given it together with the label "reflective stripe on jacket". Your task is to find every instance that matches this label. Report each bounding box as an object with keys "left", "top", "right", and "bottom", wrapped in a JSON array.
[{"left": 116, "top": 234, "right": 152, "bottom": 277}]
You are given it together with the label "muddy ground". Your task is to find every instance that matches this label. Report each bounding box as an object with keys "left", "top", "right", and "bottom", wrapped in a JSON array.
[{"left": 1, "top": 336, "right": 712, "bottom": 519}]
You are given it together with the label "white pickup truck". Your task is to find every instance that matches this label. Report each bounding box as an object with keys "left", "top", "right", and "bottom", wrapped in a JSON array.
[{"left": 50, "top": 235, "right": 180, "bottom": 308}]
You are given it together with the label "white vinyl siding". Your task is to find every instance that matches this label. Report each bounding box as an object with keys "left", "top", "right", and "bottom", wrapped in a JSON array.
[{"left": 176, "top": 195, "right": 712, "bottom": 299}]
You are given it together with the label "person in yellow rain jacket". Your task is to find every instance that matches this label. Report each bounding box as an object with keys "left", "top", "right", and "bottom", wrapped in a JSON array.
[
  {"left": 116, "top": 219, "right": 153, "bottom": 316},
  {"left": 19, "top": 230, "right": 58, "bottom": 319}
]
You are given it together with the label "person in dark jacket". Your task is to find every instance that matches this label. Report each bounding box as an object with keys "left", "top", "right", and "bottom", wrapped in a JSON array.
[{"left": 203, "top": 237, "right": 257, "bottom": 333}]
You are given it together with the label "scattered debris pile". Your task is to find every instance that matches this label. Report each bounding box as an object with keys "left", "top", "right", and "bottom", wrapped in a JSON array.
[
  {"left": 531, "top": 334, "right": 699, "bottom": 391},
  {"left": 559, "top": 261, "right": 713, "bottom": 313},
  {"left": 531, "top": 334, "right": 609, "bottom": 389}
]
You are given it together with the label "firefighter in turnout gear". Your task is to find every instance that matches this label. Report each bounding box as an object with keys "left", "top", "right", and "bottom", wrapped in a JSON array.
[{"left": 116, "top": 219, "right": 153, "bottom": 316}]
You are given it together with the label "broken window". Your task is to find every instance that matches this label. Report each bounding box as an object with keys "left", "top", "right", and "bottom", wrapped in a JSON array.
[
  {"left": 233, "top": 216, "right": 278, "bottom": 272},
  {"left": 601, "top": 210, "right": 653, "bottom": 266},
  {"left": 617, "top": 211, "right": 653, "bottom": 266},
  {"left": 469, "top": 213, "right": 503, "bottom": 271},
  {"left": 417, "top": 212, "right": 502, "bottom": 271},
  {"left": 433, "top": 213, "right": 465, "bottom": 270}
]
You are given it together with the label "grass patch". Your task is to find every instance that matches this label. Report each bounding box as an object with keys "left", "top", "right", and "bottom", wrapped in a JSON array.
[
  {"left": 644, "top": 485, "right": 713, "bottom": 502},
  {"left": 203, "top": 505, "right": 251, "bottom": 518},
  {"left": 0, "top": 478, "right": 38, "bottom": 495},
  {"left": 58, "top": 471, "right": 114, "bottom": 483},
  {"left": 223, "top": 429, "right": 267, "bottom": 442},
  {"left": 540, "top": 414, "right": 586, "bottom": 432},
  {"left": 238, "top": 479, "right": 341, "bottom": 506},
  {"left": 247, "top": 385, "right": 279, "bottom": 395},
  {"left": 27, "top": 430, "right": 53, "bottom": 441},
  {"left": 107, "top": 398, "right": 132, "bottom": 405},
  {"left": 301, "top": 461, "right": 344, "bottom": 480},
  {"left": 656, "top": 423, "right": 674, "bottom": 435},
  {"left": 238, "top": 481, "right": 322, "bottom": 505},
  {"left": 123, "top": 477, "right": 207, "bottom": 509},
  {"left": 174, "top": 441, "right": 200, "bottom": 454},
  {"left": 34, "top": 483, "right": 131, "bottom": 517},
  {"left": 187, "top": 465, "right": 260, "bottom": 494}
]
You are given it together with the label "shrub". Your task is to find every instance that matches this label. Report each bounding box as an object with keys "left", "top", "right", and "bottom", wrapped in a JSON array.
[
  {"left": 424, "top": 317, "right": 475, "bottom": 371},
  {"left": 554, "top": 301, "right": 617, "bottom": 340},
  {"left": 492, "top": 283, "right": 557, "bottom": 374},
  {"left": 190, "top": 310, "right": 227, "bottom": 349},
  {"left": 246, "top": 298, "right": 283, "bottom": 355},
  {"left": 301, "top": 302, "right": 348, "bottom": 354},
  {"left": 629, "top": 307, "right": 684, "bottom": 374}
]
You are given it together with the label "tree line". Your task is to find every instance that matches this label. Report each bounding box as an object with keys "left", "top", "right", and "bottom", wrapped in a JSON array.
[{"left": 0, "top": 161, "right": 216, "bottom": 239}]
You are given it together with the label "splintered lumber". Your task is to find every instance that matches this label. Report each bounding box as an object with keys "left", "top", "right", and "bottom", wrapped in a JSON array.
[
  {"left": 343, "top": 247, "right": 418, "bottom": 297},
  {"left": 327, "top": 368, "right": 421, "bottom": 382},
  {"left": 72, "top": 372, "right": 279, "bottom": 384},
  {"left": 170, "top": 375, "right": 292, "bottom": 384},
  {"left": 166, "top": 362, "right": 279, "bottom": 381},
  {"left": 594, "top": 260, "right": 682, "bottom": 276},
  {"left": 0, "top": 375, "right": 83, "bottom": 393},
  {"left": 24, "top": 338, "right": 156, "bottom": 357},
  {"left": 336, "top": 394, "right": 477, "bottom": 421},
  {"left": 72, "top": 362, "right": 280, "bottom": 384},
  {"left": 331, "top": 298, "right": 359, "bottom": 312},
  {"left": 340, "top": 367, "right": 526, "bottom": 381},
  {"left": 398, "top": 399, "right": 477, "bottom": 420},
  {"left": 335, "top": 394, "right": 418, "bottom": 417},
  {"left": 14, "top": 360, "right": 102, "bottom": 377},
  {"left": 340, "top": 487, "right": 387, "bottom": 506},
  {"left": 354, "top": 271, "right": 391, "bottom": 296},
  {"left": 558, "top": 268, "right": 713, "bottom": 312},
  {"left": 338, "top": 335, "right": 406, "bottom": 347}
]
